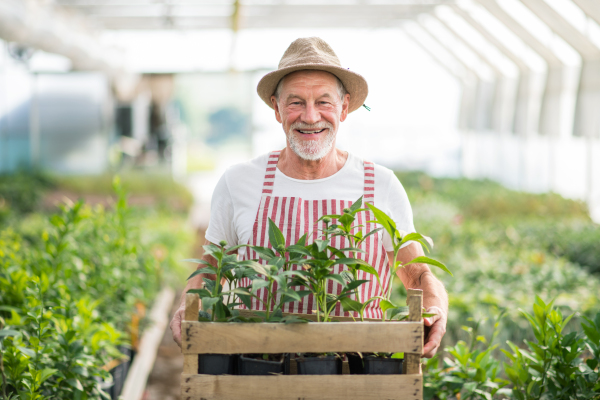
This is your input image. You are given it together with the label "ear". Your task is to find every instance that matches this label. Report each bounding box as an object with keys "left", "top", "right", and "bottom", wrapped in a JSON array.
[
  {"left": 340, "top": 93, "right": 350, "bottom": 122},
  {"left": 271, "top": 96, "right": 283, "bottom": 123}
]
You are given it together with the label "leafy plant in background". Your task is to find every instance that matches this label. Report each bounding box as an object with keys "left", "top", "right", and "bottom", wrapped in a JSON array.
[
  {"left": 423, "top": 311, "right": 511, "bottom": 400},
  {"left": 503, "top": 297, "right": 600, "bottom": 400},
  {"left": 0, "top": 176, "right": 192, "bottom": 399}
]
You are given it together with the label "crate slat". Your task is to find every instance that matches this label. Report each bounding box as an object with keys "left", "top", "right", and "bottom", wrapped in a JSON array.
[
  {"left": 182, "top": 321, "right": 423, "bottom": 354},
  {"left": 181, "top": 374, "right": 423, "bottom": 400}
]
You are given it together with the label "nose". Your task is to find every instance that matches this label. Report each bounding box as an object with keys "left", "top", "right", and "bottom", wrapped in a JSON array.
[{"left": 302, "top": 102, "right": 320, "bottom": 125}]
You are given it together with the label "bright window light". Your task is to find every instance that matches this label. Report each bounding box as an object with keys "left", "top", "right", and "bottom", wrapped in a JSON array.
[
  {"left": 459, "top": 1, "right": 546, "bottom": 73},
  {"left": 436, "top": 5, "right": 519, "bottom": 78}
]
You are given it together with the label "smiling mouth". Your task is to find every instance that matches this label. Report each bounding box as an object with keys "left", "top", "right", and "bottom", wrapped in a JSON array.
[{"left": 297, "top": 129, "right": 326, "bottom": 134}]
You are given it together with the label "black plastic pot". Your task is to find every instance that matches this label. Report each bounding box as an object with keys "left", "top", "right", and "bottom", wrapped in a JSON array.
[
  {"left": 296, "top": 355, "right": 342, "bottom": 375},
  {"left": 347, "top": 354, "right": 403, "bottom": 375},
  {"left": 102, "top": 346, "right": 135, "bottom": 400},
  {"left": 238, "top": 354, "right": 285, "bottom": 375},
  {"left": 198, "top": 354, "right": 236, "bottom": 375}
]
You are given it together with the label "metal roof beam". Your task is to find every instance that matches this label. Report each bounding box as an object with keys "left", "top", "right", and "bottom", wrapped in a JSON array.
[
  {"left": 571, "top": 0, "right": 600, "bottom": 25},
  {"left": 475, "top": 0, "right": 561, "bottom": 66},
  {"left": 520, "top": 0, "right": 600, "bottom": 60},
  {"left": 0, "top": 0, "right": 123, "bottom": 74}
]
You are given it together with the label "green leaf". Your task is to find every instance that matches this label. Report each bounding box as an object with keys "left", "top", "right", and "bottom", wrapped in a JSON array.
[
  {"left": 366, "top": 203, "right": 397, "bottom": 240},
  {"left": 186, "top": 288, "right": 212, "bottom": 298},
  {"left": 344, "top": 279, "right": 369, "bottom": 292},
  {"left": 399, "top": 232, "right": 432, "bottom": 251},
  {"left": 17, "top": 346, "right": 35, "bottom": 358},
  {"left": 201, "top": 297, "right": 220, "bottom": 312},
  {"left": 251, "top": 279, "right": 269, "bottom": 293},
  {"left": 67, "top": 378, "right": 84, "bottom": 391},
  {"left": 268, "top": 218, "right": 286, "bottom": 253},
  {"left": 287, "top": 245, "right": 312, "bottom": 257},
  {"left": 40, "top": 368, "right": 57, "bottom": 384},
  {"left": 340, "top": 297, "right": 363, "bottom": 313},
  {"left": 250, "top": 246, "right": 276, "bottom": 260},
  {"left": 327, "top": 274, "right": 347, "bottom": 286},
  {"left": 314, "top": 239, "right": 329, "bottom": 252},
  {"left": 187, "top": 266, "right": 218, "bottom": 280},
  {"left": 296, "top": 234, "right": 307, "bottom": 246},
  {"left": 349, "top": 196, "right": 364, "bottom": 213},
  {"left": 356, "top": 227, "right": 383, "bottom": 245},
  {"left": 0, "top": 329, "right": 22, "bottom": 338},
  {"left": 338, "top": 213, "right": 355, "bottom": 229},
  {"left": 380, "top": 299, "right": 397, "bottom": 313},
  {"left": 403, "top": 256, "right": 453, "bottom": 277}
]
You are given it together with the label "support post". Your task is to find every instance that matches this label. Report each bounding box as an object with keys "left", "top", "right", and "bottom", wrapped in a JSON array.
[
  {"left": 404, "top": 289, "right": 423, "bottom": 375},
  {"left": 183, "top": 292, "right": 199, "bottom": 374}
]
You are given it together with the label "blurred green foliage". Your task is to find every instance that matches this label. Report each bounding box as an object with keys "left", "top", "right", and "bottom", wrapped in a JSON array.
[
  {"left": 0, "top": 177, "right": 194, "bottom": 399},
  {"left": 394, "top": 171, "right": 600, "bottom": 398},
  {"left": 0, "top": 172, "right": 55, "bottom": 217},
  {"left": 54, "top": 172, "right": 194, "bottom": 211}
]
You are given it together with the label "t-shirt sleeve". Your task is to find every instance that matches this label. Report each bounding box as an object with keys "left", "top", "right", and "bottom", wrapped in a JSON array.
[
  {"left": 381, "top": 171, "right": 416, "bottom": 252},
  {"left": 205, "top": 172, "right": 239, "bottom": 247}
]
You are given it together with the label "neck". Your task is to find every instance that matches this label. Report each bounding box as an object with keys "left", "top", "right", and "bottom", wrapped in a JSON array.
[{"left": 277, "top": 146, "right": 348, "bottom": 180}]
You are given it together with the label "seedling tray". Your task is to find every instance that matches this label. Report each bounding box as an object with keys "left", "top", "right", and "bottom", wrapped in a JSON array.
[{"left": 181, "top": 289, "right": 425, "bottom": 400}]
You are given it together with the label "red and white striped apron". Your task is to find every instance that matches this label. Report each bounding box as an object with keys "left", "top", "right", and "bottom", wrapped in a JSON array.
[{"left": 239, "top": 150, "right": 390, "bottom": 319}]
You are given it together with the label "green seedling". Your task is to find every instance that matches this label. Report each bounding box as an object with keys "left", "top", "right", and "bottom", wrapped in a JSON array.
[
  {"left": 366, "top": 202, "right": 453, "bottom": 321},
  {"left": 184, "top": 241, "right": 259, "bottom": 322}
]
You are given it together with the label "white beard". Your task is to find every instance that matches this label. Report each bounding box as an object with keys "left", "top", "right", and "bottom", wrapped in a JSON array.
[{"left": 286, "top": 121, "right": 336, "bottom": 161}]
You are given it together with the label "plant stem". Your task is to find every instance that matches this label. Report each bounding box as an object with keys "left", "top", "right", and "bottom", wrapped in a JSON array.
[
  {"left": 212, "top": 251, "right": 223, "bottom": 322},
  {"left": 266, "top": 280, "right": 273, "bottom": 322}
]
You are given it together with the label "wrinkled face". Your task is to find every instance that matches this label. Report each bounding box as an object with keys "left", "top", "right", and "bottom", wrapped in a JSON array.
[{"left": 271, "top": 70, "right": 350, "bottom": 161}]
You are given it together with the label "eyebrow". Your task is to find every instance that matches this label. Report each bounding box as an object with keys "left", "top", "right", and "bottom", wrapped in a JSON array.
[{"left": 285, "top": 93, "right": 335, "bottom": 101}]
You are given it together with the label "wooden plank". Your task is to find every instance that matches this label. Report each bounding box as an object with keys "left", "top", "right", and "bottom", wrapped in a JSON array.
[
  {"left": 405, "top": 289, "right": 423, "bottom": 375},
  {"left": 183, "top": 354, "right": 199, "bottom": 374},
  {"left": 182, "top": 321, "right": 423, "bottom": 354},
  {"left": 181, "top": 374, "right": 423, "bottom": 400},
  {"left": 121, "top": 287, "right": 175, "bottom": 400},
  {"left": 237, "top": 309, "right": 380, "bottom": 322},
  {"left": 185, "top": 293, "right": 199, "bottom": 321}
]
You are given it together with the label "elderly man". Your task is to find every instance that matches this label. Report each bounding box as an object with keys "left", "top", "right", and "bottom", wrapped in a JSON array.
[{"left": 170, "top": 37, "right": 448, "bottom": 358}]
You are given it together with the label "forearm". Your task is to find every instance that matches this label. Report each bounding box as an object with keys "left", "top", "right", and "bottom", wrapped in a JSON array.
[{"left": 413, "top": 270, "right": 448, "bottom": 318}]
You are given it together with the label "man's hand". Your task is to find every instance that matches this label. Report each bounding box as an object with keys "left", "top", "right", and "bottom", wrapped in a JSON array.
[
  {"left": 423, "top": 306, "right": 446, "bottom": 358},
  {"left": 170, "top": 305, "right": 186, "bottom": 348}
]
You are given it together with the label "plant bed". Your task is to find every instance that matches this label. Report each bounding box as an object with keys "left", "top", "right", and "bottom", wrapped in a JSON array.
[{"left": 181, "top": 289, "right": 425, "bottom": 400}]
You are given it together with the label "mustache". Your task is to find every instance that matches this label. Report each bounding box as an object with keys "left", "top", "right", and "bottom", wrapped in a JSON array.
[{"left": 290, "top": 121, "right": 333, "bottom": 131}]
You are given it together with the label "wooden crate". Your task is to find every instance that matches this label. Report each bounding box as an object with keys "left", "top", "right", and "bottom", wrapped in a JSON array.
[{"left": 181, "top": 289, "right": 424, "bottom": 400}]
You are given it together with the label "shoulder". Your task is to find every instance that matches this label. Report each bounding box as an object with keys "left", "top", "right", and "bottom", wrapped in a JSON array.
[
  {"left": 222, "top": 152, "right": 270, "bottom": 184},
  {"left": 349, "top": 153, "right": 398, "bottom": 188}
]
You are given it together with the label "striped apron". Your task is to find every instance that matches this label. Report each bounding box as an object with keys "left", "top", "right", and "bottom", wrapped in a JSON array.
[{"left": 239, "top": 150, "right": 390, "bottom": 319}]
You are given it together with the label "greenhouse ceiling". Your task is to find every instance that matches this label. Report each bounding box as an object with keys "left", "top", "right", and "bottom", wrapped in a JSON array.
[{"left": 52, "top": 0, "right": 454, "bottom": 30}]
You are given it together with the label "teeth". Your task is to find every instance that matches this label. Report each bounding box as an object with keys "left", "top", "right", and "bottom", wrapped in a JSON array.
[{"left": 298, "top": 129, "right": 325, "bottom": 134}]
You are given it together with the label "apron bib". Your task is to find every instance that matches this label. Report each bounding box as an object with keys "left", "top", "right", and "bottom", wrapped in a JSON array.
[{"left": 238, "top": 150, "right": 390, "bottom": 319}]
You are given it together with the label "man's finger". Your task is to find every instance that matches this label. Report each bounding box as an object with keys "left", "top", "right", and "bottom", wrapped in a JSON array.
[
  {"left": 422, "top": 324, "right": 445, "bottom": 358},
  {"left": 170, "top": 309, "right": 184, "bottom": 348}
]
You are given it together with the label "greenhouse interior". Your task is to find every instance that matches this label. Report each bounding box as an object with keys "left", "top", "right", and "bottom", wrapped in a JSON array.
[{"left": 1, "top": 0, "right": 599, "bottom": 399}]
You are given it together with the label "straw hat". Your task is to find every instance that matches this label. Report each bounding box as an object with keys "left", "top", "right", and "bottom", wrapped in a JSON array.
[{"left": 257, "top": 37, "right": 368, "bottom": 113}]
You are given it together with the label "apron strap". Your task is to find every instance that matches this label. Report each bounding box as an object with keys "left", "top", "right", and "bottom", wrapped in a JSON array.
[
  {"left": 262, "top": 150, "right": 282, "bottom": 195},
  {"left": 363, "top": 160, "right": 375, "bottom": 205}
]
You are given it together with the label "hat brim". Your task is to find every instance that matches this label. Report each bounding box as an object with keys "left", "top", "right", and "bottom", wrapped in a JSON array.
[{"left": 257, "top": 64, "right": 368, "bottom": 113}]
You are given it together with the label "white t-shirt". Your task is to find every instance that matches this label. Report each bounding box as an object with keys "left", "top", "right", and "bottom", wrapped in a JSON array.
[{"left": 205, "top": 151, "right": 416, "bottom": 252}]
